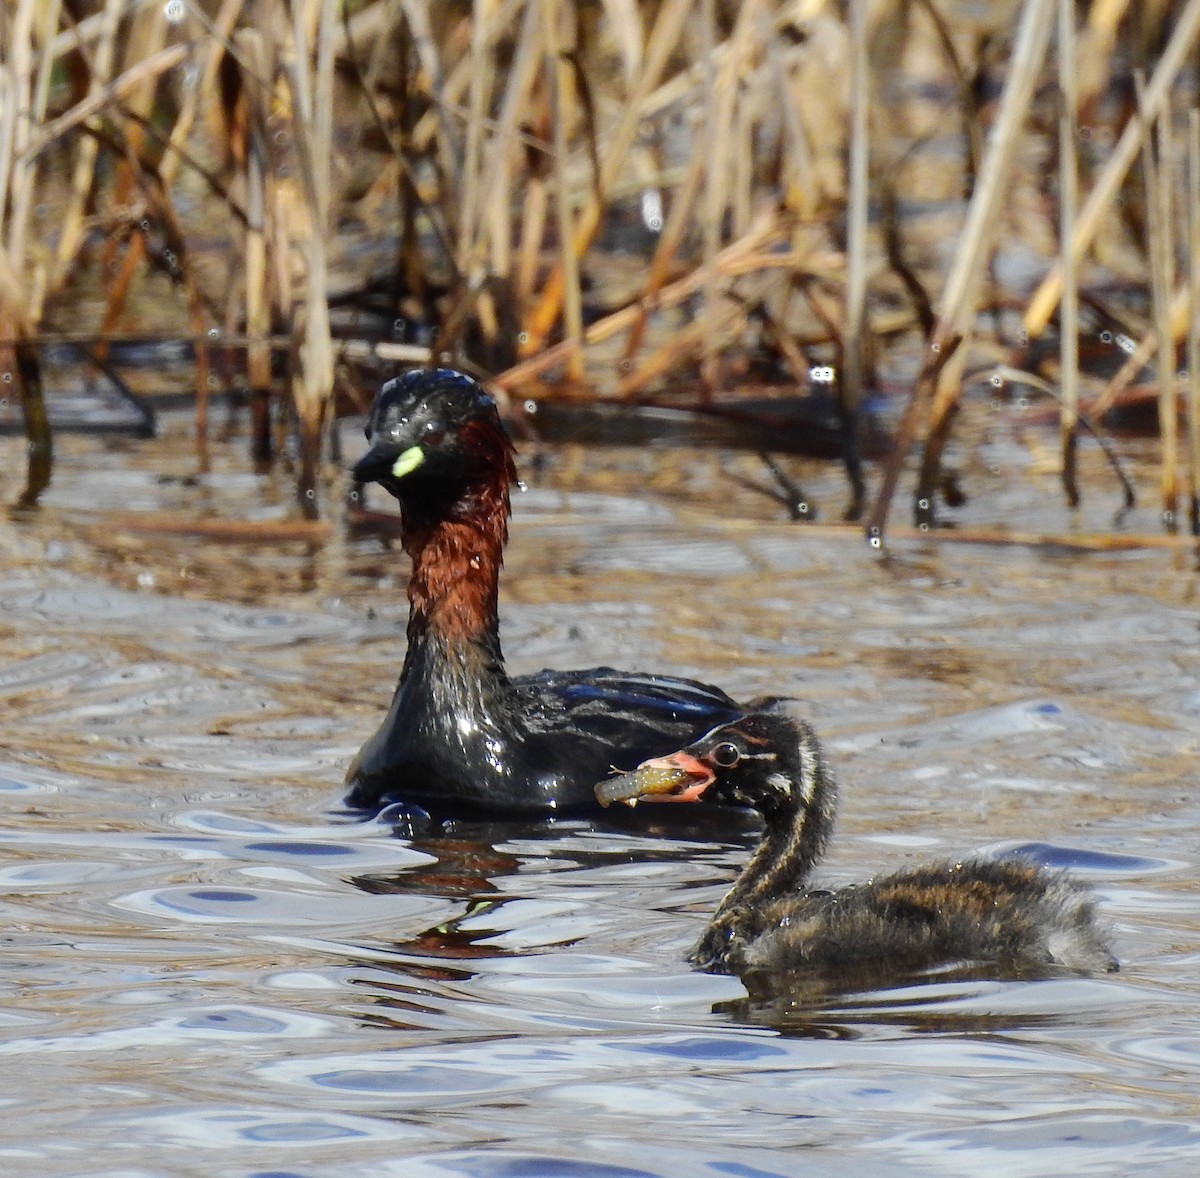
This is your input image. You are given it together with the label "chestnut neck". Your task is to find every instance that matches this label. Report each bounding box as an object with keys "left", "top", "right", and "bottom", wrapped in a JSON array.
[{"left": 400, "top": 422, "right": 517, "bottom": 664}]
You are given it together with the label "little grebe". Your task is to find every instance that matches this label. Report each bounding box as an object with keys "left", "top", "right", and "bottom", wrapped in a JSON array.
[
  {"left": 346, "top": 368, "right": 746, "bottom": 815},
  {"left": 597, "top": 701, "right": 1117, "bottom": 981}
]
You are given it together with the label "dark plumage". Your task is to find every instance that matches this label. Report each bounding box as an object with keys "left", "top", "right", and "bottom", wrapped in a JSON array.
[
  {"left": 596, "top": 701, "right": 1117, "bottom": 984},
  {"left": 346, "top": 368, "right": 744, "bottom": 816}
]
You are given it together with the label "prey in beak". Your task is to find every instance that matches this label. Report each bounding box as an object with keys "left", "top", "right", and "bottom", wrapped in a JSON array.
[{"left": 595, "top": 751, "right": 715, "bottom": 808}]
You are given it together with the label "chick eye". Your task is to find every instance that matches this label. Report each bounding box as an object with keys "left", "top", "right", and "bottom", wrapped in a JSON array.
[
  {"left": 423, "top": 422, "right": 445, "bottom": 445},
  {"left": 711, "top": 742, "right": 740, "bottom": 768}
]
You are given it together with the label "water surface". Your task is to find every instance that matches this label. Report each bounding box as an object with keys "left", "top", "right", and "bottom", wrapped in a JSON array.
[{"left": 1, "top": 412, "right": 1198, "bottom": 1176}]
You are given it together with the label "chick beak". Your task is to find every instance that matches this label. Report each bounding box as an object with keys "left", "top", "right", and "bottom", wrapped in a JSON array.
[{"left": 595, "top": 752, "right": 715, "bottom": 808}]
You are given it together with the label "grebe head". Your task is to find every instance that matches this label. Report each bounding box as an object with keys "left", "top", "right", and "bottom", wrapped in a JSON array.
[
  {"left": 596, "top": 704, "right": 829, "bottom": 826},
  {"left": 353, "top": 368, "right": 511, "bottom": 502}
]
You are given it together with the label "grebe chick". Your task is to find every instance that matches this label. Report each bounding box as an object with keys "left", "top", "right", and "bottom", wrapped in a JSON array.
[
  {"left": 346, "top": 368, "right": 747, "bottom": 816},
  {"left": 596, "top": 702, "right": 1117, "bottom": 982}
]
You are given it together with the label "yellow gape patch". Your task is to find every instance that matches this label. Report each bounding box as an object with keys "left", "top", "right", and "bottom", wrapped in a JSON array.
[{"left": 392, "top": 446, "right": 425, "bottom": 478}]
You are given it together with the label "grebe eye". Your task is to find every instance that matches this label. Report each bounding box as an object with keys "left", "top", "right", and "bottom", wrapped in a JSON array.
[
  {"left": 711, "top": 742, "right": 740, "bottom": 768},
  {"left": 423, "top": 423, "right": 445, "bottom": 445}
]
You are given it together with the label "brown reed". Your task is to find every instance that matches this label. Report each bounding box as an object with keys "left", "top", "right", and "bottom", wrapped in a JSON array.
[{"left": 0, "top": 0, "right": 1197, "bottom": 541}]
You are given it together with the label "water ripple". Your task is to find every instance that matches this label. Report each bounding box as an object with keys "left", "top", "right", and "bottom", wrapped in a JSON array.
[{"left": 115, "top": 884, "right": 447, "bottom": 928}]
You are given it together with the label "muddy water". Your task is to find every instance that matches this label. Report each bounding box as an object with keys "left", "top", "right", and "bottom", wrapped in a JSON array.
[{"left": 1, "top": 411, "right": 1199, "bottom": 1177}]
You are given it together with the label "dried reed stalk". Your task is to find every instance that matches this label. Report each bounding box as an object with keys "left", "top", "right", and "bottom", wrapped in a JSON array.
[
  {"left": 4, "top": 7, "right": 54, "bottom": 322},
  {"left": 1154, "top": 97, "right": 1179, "bottom": 526},
  {"left": 1188, "top": 109, "right": 1200, "bottom": 534},
  {"left": 540, "top": 0, "right": 584, "bottom": 382},
  {"left": 458, "top": 0, "right": 494, "bottom": 273},
  {"left": 479, "top": 0, "right": 541, "bottom": 283},
  {"left": 1024, "top": 0, "right": 1200, "bottom": 338},
  {"left": 1057, "top": 0, "right": 1080, "bottom": 507},
  {"left": 400, "top": 0, "right": 462, "bottom": 210},
  {"left": 285, "top": 0, "right": 338, "bottom": 516},
  {"left": 868, "top": 0, "right": 1056, "bottom": 541},
  {"left": 621, "top": 0, "right": 762, "bottom": 369},
  {"left": 521, "top": 0, "right": 693, "bottom": 354},
  {"left": 841, "top": 0, "right": 870, "bottom": 520},
  {"left": 236, "top": 25, "right": 273, "bottom": 462},
  {"left": 699, "top": 0, "right": 720, "bottom": 392},
  {"left": 0, "top": 0, "right": 58, "bottom": 504},
  {"left": 1137, "top": 71, "right": 1178, "bottom": 525},
  {"left": 497, "top": 208, "right": 783, "bottom": 392}
]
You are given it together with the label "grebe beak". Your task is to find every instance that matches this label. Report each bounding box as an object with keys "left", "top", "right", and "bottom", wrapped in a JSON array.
[
  {"left": 595, "top": 751, "right": 715, "bottom": 808},
  {"left": 352, "top": 441, "right": 424, "bottom": 485}
]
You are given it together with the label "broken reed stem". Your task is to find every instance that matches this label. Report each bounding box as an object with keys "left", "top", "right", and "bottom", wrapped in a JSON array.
[
  {"left": 1136, "top": 70, "right": 1178, "bottom": 526},
  {"left": 989, "top": 364, "right": 1135, "bottom": 510},
  {"left": 1086, "top": 287, "right": 1186, "bottom": 420},
  {"left": 1058, "top": 0, "right": 1080, "bottom": 508},
  {"left": 1189, "top": 109, "right": 1200, "bottom": 534},
  {"left": 11, "top": 335, "right": 53, "bottom": 508}
]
